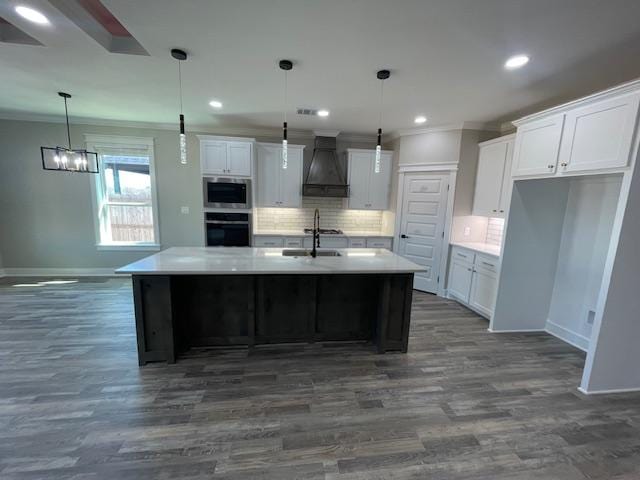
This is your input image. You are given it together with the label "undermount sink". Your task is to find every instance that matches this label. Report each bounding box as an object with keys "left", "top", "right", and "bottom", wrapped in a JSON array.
[{"left": 281, "top": 249, "right": 341, "bottom": 257}]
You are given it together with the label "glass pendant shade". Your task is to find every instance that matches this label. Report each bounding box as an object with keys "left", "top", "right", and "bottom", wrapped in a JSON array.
[
  {"left": 374, "top": 128, "right": 382, "bottom": 173},
  {"left": 179, "top": 114, "right": 187, "bottom": 165},
  {"left": 41, "top": 92, "right": 98, "bottom": 174},
  {"left": 282, "top": 121, "right": 288, "bottom": 169}
]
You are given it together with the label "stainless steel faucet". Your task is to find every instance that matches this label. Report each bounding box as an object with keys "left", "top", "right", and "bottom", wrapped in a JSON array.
[{"left": 311, "top": 208, "right": 321, "bottom": 258}]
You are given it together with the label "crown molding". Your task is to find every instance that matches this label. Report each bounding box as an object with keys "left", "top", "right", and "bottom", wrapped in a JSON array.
[
  {"left": 0, "top": 110, "right": 319, "bottom": 139},
  {"left": 0, "top": 110, "right": 382, "bottom": 143},
  {"left": 512, "top": 77, "right": 640, "bottom": 126},
  {"left": 390, "top": 121, "right": 501, "bottom": 140}
]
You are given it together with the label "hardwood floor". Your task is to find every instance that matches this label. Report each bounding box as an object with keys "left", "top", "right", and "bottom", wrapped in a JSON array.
[{"left": 1, "top": 276, "right": 640, "bottom": 479}]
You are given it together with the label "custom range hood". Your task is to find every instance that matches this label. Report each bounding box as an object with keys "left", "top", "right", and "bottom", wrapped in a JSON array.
[{"left": 303, "top": 135, "right": 349, "bottom": 197}]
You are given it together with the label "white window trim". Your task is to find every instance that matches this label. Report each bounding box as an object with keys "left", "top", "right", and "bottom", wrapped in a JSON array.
[{"left": 85, "top": 134, "right": 161, "bottom": 250}]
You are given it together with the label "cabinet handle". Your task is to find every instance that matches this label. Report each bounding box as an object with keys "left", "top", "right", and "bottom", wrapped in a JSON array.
[
  {"left": 561, "top": 162, "right": 568, "bottom": 167},
  {"left": 400, "top": 234, "right": 409, "bottom": 239},
  {"left": 467, "top": 268, "right": 472, "bottom": 272},
  {"left": 492, "top": 209, "right": 497, "bottom": 212},
  {"left": 499, "top": 210, "right": 504, "bottom": 213},
  {"left": 458, "top": 253, "right": 467, "bottom": 258},
  {"left": 481, "top": 261, "right": 494, "bottom": 267},
  {"left": 547, "top": 164, "right": 554, "bottom": 169}
]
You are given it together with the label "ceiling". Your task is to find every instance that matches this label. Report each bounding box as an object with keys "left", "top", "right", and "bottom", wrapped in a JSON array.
[{"left": 1, "top": 0, "right": 640, "bottom": 135}]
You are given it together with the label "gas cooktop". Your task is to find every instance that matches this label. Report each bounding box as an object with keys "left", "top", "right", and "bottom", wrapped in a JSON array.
[{"left": 303, "top": 228, "right": 344, "bottom": 235}]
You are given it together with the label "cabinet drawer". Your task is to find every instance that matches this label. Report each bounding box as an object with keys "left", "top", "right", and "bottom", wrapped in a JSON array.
[
  {"left": 475, "top": 254, "right": 498, "bottom": 274},
  {"left": 451, "top": 246, "right": 475, "bottom": 264},
  {"left": 303, "top": 236, "right": 349, "bottom": 248},
  {"left": 283, "top": 237, "right": 303, "bottom": 248},
  {"left": 254, "top": 236, "right": 284, "bottom": 247},
  {"left": 349, "top": 237, "right": 366, "bottom": 248},
  {"left": 366, "top": 238, "right": 392, "bottom": 249}
]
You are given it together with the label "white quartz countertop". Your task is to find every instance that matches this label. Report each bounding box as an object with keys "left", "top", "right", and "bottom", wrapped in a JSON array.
[
  {"left": 116, "top": 247, "right": 424, "bottom": 275},
  {"left": 253, "top": 230, "right": 394, "bottom": 237},
  {"left": 450, "top": 241, "right": 501, "bottom": 258}
]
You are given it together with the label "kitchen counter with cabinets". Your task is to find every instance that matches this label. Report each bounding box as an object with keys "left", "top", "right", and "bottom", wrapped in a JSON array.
[
  {"left": 446, "top": 244, "right": 501, "bottom": 319},
  {"left": 117, "top": 247, "right": 422, "bottom": 365},
  {"left": 253, "top": 231, "right": 394, "bottom": 250}
]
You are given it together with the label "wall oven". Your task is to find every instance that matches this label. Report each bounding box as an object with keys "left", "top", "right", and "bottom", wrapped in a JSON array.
[
  {"left": 205, "top": 212, "right": 251, "bottom": 247},
  {"left": 203, "top": 177, "right": 251, "bottom": 209}
]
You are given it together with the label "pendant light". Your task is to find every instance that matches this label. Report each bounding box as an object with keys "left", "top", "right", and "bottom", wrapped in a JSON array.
[
  {"left": 40, "top": 92, "right": 98, "bottom": 173},
  {"left": 279, "top": 59, "right": 293, "bottom": 169},
  {"left": 171, "top": 48, "right": 188, "bottom": 165},
  {"left": 375, "top": 69, "right": 390, "bottom": 173}
]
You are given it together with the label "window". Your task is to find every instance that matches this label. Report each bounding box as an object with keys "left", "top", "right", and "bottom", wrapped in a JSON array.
[{"left": 85, "top": 135, "right": 159, "bottom": 249}]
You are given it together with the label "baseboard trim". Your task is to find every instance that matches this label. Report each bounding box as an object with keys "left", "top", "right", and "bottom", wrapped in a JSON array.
[
  {"left": 578, "top": 386, "right": 640, "bottom": 395},
  {"left": 545, "top": 320, "right": 589, "bottom": 352},
  {"left": 3, "top": 267, "right": 121, "bottom": 277},
  {"left": 487, "top": 328, "right": 546, "bottom": 333}
]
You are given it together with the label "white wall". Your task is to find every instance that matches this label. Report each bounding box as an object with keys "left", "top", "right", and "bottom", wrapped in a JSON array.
[
  {"left": 546, "top": 175, "right": 622, "bottom": 351},
  {"left": 491, "top": 178, "right": 570, "bottom": 331}
]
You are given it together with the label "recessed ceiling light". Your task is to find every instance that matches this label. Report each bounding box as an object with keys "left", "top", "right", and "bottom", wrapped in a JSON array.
[
  {"left": 15, "top": 6, "right": 49, "bottom": 24},
  {"left": 414, "top": 115, "right": 427, "bottom": 124},
  {"left": 317, "top": 109, "right": 329, "bottom": 117},
  {"left": 504, "top": 54, "right": 530, "bottom": 70},
  {"left": 209, "top": 100, "right": 223, "bottom": 109}
]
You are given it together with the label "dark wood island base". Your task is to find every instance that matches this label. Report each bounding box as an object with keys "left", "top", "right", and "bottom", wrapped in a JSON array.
[{"left": 133, "top": 273, "right": 414, "bottom": 364}]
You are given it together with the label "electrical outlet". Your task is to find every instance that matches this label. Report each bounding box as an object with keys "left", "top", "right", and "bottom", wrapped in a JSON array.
[
  {"left": 180, "top": 206, "right": 189, "bottom": 214},
  {"left": 587, "top": 310, "right": 596, "bottom": 325},
  {"left": 463, "top": 226, "right": 471, "bottom": 236}
]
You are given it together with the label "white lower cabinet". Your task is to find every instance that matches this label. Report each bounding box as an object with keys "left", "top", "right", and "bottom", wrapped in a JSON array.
[
  {"left": 253, "top": 236, "right": 284, "bottom": 247},
  {"left": 302, "top": 236, "right": 349, "bottom": 249},
  {"left": 253, "top": 235, "right": 392, "bottom": 250},
  {"left": 447, "top": 259, "right": 473, "bottom": 303},
  {"left": 447, "top": 246, "right": 499, "bottom": 319}
]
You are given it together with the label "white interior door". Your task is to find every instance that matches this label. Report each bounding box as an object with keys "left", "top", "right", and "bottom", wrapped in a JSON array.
[{"left": 397, "top": 173, "right": 449, "bottom": 293}]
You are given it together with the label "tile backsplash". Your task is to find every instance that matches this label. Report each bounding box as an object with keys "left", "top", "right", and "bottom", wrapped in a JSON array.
[
  {"left": 486, "top": 217, "right": 505, "bottom": 246},
  {"left": 256, "top": 197, "right": 384, "bottom": 232}
]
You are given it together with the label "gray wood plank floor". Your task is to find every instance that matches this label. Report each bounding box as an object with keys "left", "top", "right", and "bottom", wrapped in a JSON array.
[{"left": 1, "top": 277, "right": 639, "bottom": 479}]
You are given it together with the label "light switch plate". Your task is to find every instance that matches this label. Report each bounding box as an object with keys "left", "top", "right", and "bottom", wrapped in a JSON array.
[
  {"left": 463, "top": 226, "right": 471, "bottom": 236},
  {"left": 180, "top": 206, "right": 189, "bottom": 214}
]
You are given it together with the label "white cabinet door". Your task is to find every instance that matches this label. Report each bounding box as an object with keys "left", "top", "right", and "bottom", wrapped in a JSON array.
[
  {"left": 227, "top": 142, "right": 252, "bottom": 176},
  {"left": 253, "top": 236, "right": 284, "bottom": 247},
  {"left": 368, "top": 152, "right": 392, "bottom": 210},
  {"left": 348, "top": 152, "right": 373, "bottom": 209},
  {"left": 468, "top": 266, "right": 498, "bottom": 318},
  {"left": 498, "top": 140, "right": 515, "bottom": 214},
  {"left": 473, "top": 141, "right": 508, "bottom": 217},
  {"left": 201, "top": 141, "right": 228, "bottom": 174},
  {"left": 302, "top": 236, "right": 349, "bottom": 248},
  {"left": 447, "top": 259, "right": 473, "bottom": 303},
  {"left": 366, "top": 237, "right": 392, "bottom": 249},
  {"left": 256, "top": 145, "right": 281, "bottom": 207},
  {"left": 558, "top": 92, "right": 640, "bottom": 174},
  {"left": 279, "top": 148, "right": 303, "bottom": 208},
  {"left": 512, "top": 114, "right": 565, "bottom": 177}
]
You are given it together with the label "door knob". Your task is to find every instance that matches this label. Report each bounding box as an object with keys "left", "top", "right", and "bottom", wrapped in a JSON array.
[{"left": 400, "top": 234, "right": 409, "bottom": 239}]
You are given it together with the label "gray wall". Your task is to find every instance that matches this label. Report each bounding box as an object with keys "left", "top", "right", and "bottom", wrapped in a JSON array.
[{"left": 0, "top": 119, "right": 373, "bottom": 269}]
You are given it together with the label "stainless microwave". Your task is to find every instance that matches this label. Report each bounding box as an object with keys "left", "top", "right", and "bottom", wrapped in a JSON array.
[{"left": 203, "top": 177, "right": 251, "bottom": 209}]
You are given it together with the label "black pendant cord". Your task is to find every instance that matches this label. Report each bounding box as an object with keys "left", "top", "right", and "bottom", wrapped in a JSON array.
[
  {"left": 178, "top": 60, "right": 184, "bottom": 117},
  {"left": 63, "top": 96, "right": 71, "bottom": 150}
]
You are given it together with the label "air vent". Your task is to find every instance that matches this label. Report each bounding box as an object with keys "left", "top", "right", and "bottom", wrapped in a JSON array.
[{"left": 297, "top": 108, "right": 318, "bottom": 116}]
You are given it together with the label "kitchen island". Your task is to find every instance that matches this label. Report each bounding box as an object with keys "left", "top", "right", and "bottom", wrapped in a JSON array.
[{"left": 116, "top": 247, "right": 423, "bottom": 364}]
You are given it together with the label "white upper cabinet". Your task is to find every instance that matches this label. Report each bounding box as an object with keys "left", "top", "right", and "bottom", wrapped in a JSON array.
[
  {"left": 199, "top": 136, "right": 253, "bottom": 176},
  {"left": 512, "top": 83, "right": 640, "bottom": 179},
  {"left": 347, "top": 149, "right": 392, "bottom": 210},
  {"left": 512, "top": 114, "right": 565, "bottom": 177},
  {"left": 227, "top": 142, "right": 252, "bottom": 176},
  {"left": 201, "top": 141, "right": 228, "bottom": 174},
  {"left": 256, "top": 143, "right": 304, "bottom": 208},
  {"left": 472, "top": 135, "right": 514, "bottom": 218},
  {"left": 558, "top": 92, "right": 640, "bottom": 174}
]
